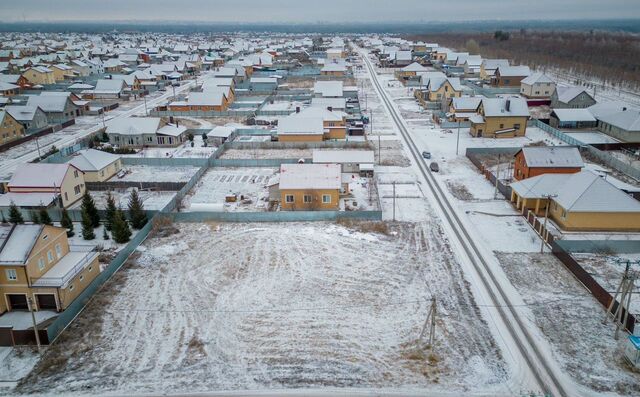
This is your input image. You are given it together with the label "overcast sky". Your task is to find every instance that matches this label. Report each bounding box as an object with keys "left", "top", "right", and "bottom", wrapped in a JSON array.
[{"left": 2, "top": 0, "right": 640, "bottom": 23}]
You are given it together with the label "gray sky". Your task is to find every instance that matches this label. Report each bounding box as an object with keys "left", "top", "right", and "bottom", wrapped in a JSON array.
[{"left": 2, "top": 0, "right": 640, "bottom": 23}]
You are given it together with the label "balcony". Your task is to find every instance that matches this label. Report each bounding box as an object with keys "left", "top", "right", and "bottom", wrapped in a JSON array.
[{"left": 31, "top": 249, "right": 98, "bottom": 288}]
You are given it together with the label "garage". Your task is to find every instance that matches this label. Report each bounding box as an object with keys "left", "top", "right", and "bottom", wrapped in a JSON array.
[
  {"left": 7, "top": 294, "right": 28, "bottom": 311},
  {"left": 36, "top": 294, "right": 58, "bottom": 311}
]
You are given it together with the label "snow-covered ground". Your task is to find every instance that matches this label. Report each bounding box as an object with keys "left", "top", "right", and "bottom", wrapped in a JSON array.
[
  {"left": 496, "top": 252, "right": 640, "bottom": 395},
  {"left": 14, "top": 222, "right": 507, "bottom": 396},
  {"left": 116, "top": 165, "right": 199, "bottom": 183},
  {"left": 183, "top": 167, "right": 276, "bottom": 211},
  {"left": 70, "top": 188, "right": 176, "bottom": 211},
  {"left": 122, "top": 136, "right": 216, "bottom": 158}
]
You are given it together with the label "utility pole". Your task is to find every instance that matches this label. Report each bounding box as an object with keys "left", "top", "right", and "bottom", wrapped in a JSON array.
[
  {"left": 494, "top": 154, "right": 501, "bottom": 199},
  {"left": 540, "top": 194, "right": 557, "bottom": 253},
  {"left": 392, "top": 181, "right": 396, "bottom": 221},
  {"left": 143, "top": 94, "right": 148, "bottom": 116},
  {"left": 35, "top": 136, "right": 42, "bottom": 159},
  {"left": 455, "top": 119, "right": 461, "bottom": 156},
  {"left": 419, "top": 297, "right": 437, "bottom": 348},
  {"left": 27, "top": 297, "right": 42, "bottom": 354},
  {"left": 603, "top": 259, "right": 640, "bottom": 339}
]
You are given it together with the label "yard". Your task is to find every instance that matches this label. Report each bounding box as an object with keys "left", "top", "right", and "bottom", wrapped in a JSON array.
[{"left": 15, "top": 221, "right": 508, "bottom": 396}]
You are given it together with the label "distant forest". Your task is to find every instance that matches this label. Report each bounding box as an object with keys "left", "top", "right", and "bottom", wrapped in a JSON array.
[{"left": 408, "top": 31, "right": 640, "bottom": 91}]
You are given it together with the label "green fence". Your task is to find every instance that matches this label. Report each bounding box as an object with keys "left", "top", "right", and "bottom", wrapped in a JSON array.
[
  {"left": 169, "top": 209, "right": 382, "bottom": 222},
  {"left": 556, "top": 239, "right": 640, "bottom": 254},
  {"left": 46, "top": 219, "right": 153, "bottom": 343},
  {"left": 121, "top": 157, "right": 208, "bottom": 167}
]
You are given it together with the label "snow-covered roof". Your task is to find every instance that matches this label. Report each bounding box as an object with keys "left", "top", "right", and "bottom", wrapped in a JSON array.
[
  {"left": 294, "top": 106, "right": 347, "bottom": 122},
  {"left": 496, "top": 65, "right": 531, "bottom": 77},
  {"left": 26, "top": 95, "right": 73, "bottom": 113},
  {"left": 313, "top": 81, "right": 343, "bottom": 98},
  {"left": 551, "top": 108, "right": 597, "bottom": 123},
  {"left": 597, "top": 109, "right": 640, "bottom": 132},
  {"left": 312, "top": 150, "right": 374, "bottom": 164},
  {"left": 555, "top": 85, "right": 593, "bottom": 104},
  {"left": 206, "top": 126, "right": 235, "bottom": 138},
  {"left": 510, "top": 171, "right": 640, "bottom": 213},
  {"left": 587, "top": 101, "right": 637, "bottom": 120},
  {"left": 68, "top": 149, "right": 120, "bottom": 172},
  {"left": 94, "top": 79, "right": 125, "bottom": 94},
  {"left": 8, "top": 163, "right": 75, "bottom": 189},
  {"left": 401, "top": 62, "right": 428, "bottom": 72},
  {"left": 521, "top": 72, "right": 554, "bottom": 85},
  {"left": 451, "top": 96, "right": 482, "bottom": 111},
  {"left": 0, "top": 192, "right": 59, "bottom": 208},
  {"left": 482, "top": 97, "right": 529, "bottom": 118},
  {"left": 311, "top": 97, "right": 346, "bottom": 110},
  {"left": 277, "top": 116, "right": 324, "bottom": 135},
  {"left": 520, "top": 146, "right": 584, "bottom": 168},
  {"left": 186, "top": 90, "right": 226, "bottom": 106},
  {"left": 4, "top": 105, "right": 42, "bottom": 122},
  {"left": 157, "top": 124, "right": 187, "bottom": 137},
  {"left": 0, "top": 224, "right": 43, "bottom": 264},
  {"left": 279, "top": 163, "right": 341, "bottom": 190},
  {"left": 106, "top": 117, "right": 161, "bottom": 136}
]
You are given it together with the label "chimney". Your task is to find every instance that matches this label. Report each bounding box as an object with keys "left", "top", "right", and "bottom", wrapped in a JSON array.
[
  {"left": 169, "top": 116, "right": 174, "bottom": 124},
  {"left": 327, "top": 106, "right": 333, "bottom": 112},
  {"left": 295, "top": 106, "right": 300, "bottom": 113},
  {"left": 505, "top": 99, "right": 511, "bottom": 111}
]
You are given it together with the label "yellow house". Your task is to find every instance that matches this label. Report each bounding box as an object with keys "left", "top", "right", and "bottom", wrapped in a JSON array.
[
  {"left": 68, "top": 149, "right": 122, "bottom": 182},
  {"left": 0, "top": 224, "right": 100, "bottom": 313},
  {"left": 277, "top": 116, "right": 325, "bottom": 142},
  {"left": 510, "top": 171, "right": 640, "bottom": 231},
  {"left": 7, "top": 163, "right": 86, "bottom": 208},
  {"left": 0, "top": 110, "right": 26, "bottom": 146},
  {"left": 22, "top": 66, "right": 56, "bottom": 85},
  {"left": 294, "top": 107, "right": 348, "bottom": 140},
  {"left": 275, "top": 163, "right": 342, "bottom": 211},
  {"left": 414, "top": 74, "right": 462, "bottom": 104},
  {"left": 395, "top": 62, "right": 429, "bottom": 81},
  {"left": 470, "top": 97, "right": 529, "bottom": 138},
  {"left": 50, "top": 64, "right": 76, "bottom": 82}
]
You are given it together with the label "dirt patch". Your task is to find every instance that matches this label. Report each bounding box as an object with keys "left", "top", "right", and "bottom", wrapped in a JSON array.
[{"left": 445, "top": 181, "right": 475, "bottom": 201}]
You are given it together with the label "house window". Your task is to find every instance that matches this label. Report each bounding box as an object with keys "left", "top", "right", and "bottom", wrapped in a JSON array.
[
  {"left": 55, "top": 244, "right": 62, "bottom": 259},
  {"left": 38, "top": 258, "right": 45, "bottom": 271},
  {"left": 64, "top": 192, "right": 68, "bottom": 201},
  {"left": 79, "top": 275, "right": 84, "bottom": 281},
  {"left": 88, "top": 266, "right": 93, "bottom": 272},
  {"left": 499, "top": 124, "right": 504, "bottom": 129},
  {"left": 285, "top": 195, "right": 294, "bottom": 203},
  {"left": 47, "top": 250, "right": 54, "bottom": 263},
  {"left": 561, "top": 209, "right": 567, "bottom": 219},
  {"left": 74, "top": 170, "right": 79, "bottom": 178},
  {"left": 322, "top": 194, "right": 331, "bottom": 204},
  {"left": 74, "top": 185, "right": 81, "bottom": 195},
  {"left": 303, "top": 195, "right": 312, "bottom": 203},
  {"left": 6, "top": 269, "right": 17, "bottom": 281},
  {"left": 69, "top": 284, "right": 74, "bottom": 291},
  {"left": 514, "top": 124, "right": 521, "bottom": 130}
]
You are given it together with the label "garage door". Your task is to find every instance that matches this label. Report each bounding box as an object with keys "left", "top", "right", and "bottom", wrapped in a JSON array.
[
  {"left": 36, "top": 294, "right": 57, "bottom": 310},
  {"left": 7, "top": 294, "right": 28, "bottom": 310}
]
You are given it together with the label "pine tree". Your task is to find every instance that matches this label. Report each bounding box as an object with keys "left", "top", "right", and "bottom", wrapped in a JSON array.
[
  {"left": 38, "top": 207, "right": 52, "bottom": 226},
  {"left": 81, "top": 191, "right": 100, "bottom": 228},
  {"left": 103, "top": 227, "right": 110, "bottom": 240},
  {"left": 111, "top": 210, "right": 131, "bottom": 244},
  {"left": 8, "top": 202, "right": 24, "bottom": 224},
  {"left": 60, "top": 208, "right": 74, "bottom": 237},
  {"left": 127, "top": 189, "right": 147, "bottom": 229},
  {"left": 81, "top": 209, "right": 95, "bottom": 240},
  {"left": 31, "top": 211, "right": 40, "bottom": 224},
  {"left": 105, "top": 191, "right": 117, "bottom": 231}
]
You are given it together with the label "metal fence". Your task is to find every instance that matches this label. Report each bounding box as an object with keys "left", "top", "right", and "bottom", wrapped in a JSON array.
[
  {"left": 168, "top": 209, "right": 382, "bottom": 222},
  {"left": 86, "top": 181, "right": 186, "bottom": 191},
  {"left": 121, "top": 157, "right": 208, "bottom": 167},
  {"left": 210, "top": 158, "right": 311, "bottom": 167}
]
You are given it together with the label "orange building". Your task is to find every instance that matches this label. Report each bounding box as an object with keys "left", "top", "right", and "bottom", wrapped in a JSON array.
[{"left": 513, "top": 146, "right": 584, "bottom": 181}]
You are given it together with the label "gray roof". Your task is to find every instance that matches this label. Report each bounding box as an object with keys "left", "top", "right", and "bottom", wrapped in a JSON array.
[
  {"left": 482, "top": 97, "right": 529, "bottom": 117},
  {"left": 496, "top": 65, "right": 531, "bottom": 77},
  {"left": 551, "top": 108, "right": 596, "bottom": 123},
  {"left": 597, "top": 109, "right": 640, "bottom": 132},
  {"left": 555, "top": 85, "right": 593, "bottom": 104},
  {"left": 0, "top": 224, "right": 44, "bottom": 264},
  {"left": 68, "top": 149, "right": 120, "bottom": 172},
  {"left": 521, "top": 72, "right": 555, "bottom": 85},
  {"left": 510, "top": 171, "right": 640, "bottom": 213},
  {"left": 520, "top": 146, "right": 584, "bottom": 168}
]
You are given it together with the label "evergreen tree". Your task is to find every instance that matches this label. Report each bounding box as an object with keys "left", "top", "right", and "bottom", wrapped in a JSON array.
[
  {"left": 38, "top": 207, "right": 52, "bottom": 226},
  {"left": 31, "top": 211, "right": 40, "bottom": 224},
  {"left": 8, "top": 202, "right": 24, "bottom": 224},
  {"left": 81, "top": 209, "right": 95, "bottom": 240},
  {"left": 127, "top": 189, "right": 147, "bottom": 229},
  {"left": 60, "top": 208, "right": 74, "bottom": 237},
  {"left": 111, "top": 210, "right": 131, "bottom": 244},
  {"left": 81, "top": 191, "right": 100, "bottom": 228},
  {"left": 105, "top": 191, "right": 117, "bottom": 231},
  {"left": 103, "top": 227, "right": 110, "bottom": 240}
]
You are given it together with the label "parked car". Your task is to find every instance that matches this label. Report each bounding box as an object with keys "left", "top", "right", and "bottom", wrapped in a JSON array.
[
  {"left": 422, "top": 151, "right": 431, "bottom": 159},
  {"left": 430, "top": 162, "right": 439, "bottom": 172}
]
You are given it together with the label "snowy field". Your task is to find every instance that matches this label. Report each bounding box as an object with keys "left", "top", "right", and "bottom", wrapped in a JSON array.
[
  {"left": 183, "top": 167, "right": 276, "bottom": 211},
  {"left": 220, "top": 148, "right": 313, "bottom": 160},
  {"left": 496, "top": 252, "right": 640, "bottom": 395},
  {"left": 14, "top": 222, "right": 508, "bottom": 396},
  {"left": 116, "top": 165, "right": 199, "bottom": 183}
]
